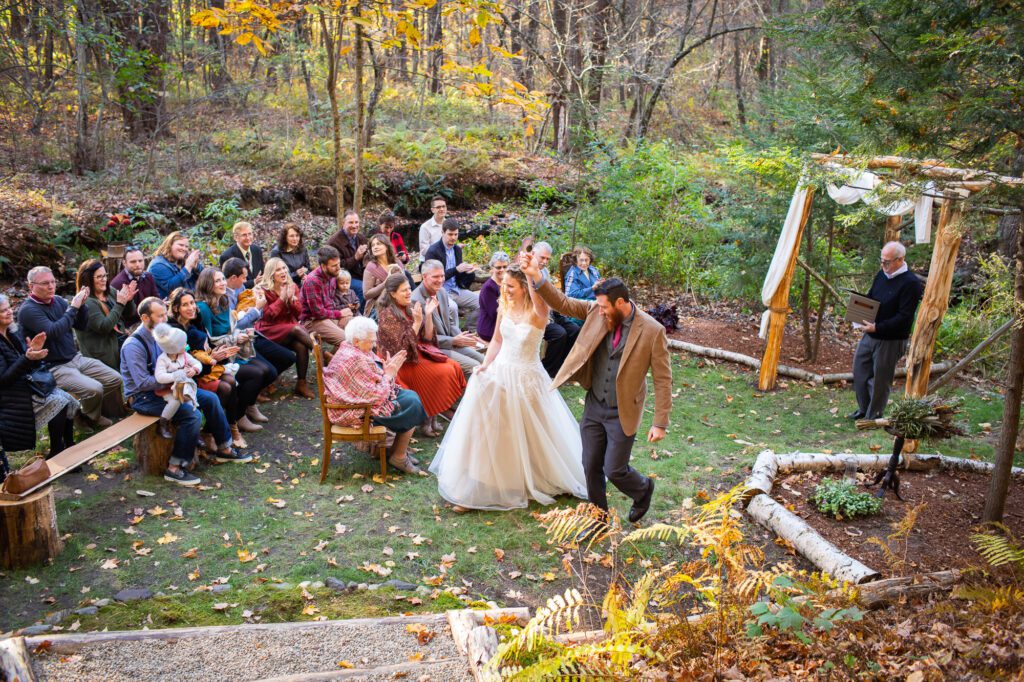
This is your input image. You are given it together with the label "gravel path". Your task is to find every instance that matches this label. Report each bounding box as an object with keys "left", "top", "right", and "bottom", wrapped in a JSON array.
[{"left": 30, "top": 616, "right": 473, "bottom": 682}]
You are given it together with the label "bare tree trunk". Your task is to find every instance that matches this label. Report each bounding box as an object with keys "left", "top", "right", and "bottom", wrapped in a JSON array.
[
  {"left": 353, "top": 14, "right": 366, "bottom": 213},
  {"left": 319, "top": 11, "right": 346, "bottom": 230},
  {"left": 998, "top": 147, "right": 1024, "bottom": 259},
  {"left": 733, "top": 32, "right": 746, "bottom": 126},
  {"left": 587, "top": 0, "right": 611, "bottom": 108},
  {"left": 73, "top": 0, "right": 102, "bottom": 172},
  {"left": 801, "top": 212, "right": 813, "bottom": 359},
  {"left": 427, "top": 0, "right": 443, "bottom": 94},
  {"left": 982, "top": 215, "right": 1024, "bottom": 523},
  {"left": 551, "top": 0, "right": 570, "bottom": 154}
]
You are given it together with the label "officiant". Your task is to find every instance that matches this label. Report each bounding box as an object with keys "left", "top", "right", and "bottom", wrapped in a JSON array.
[{"left": 849, "top": 241, "right": 924, "bottom": 421}]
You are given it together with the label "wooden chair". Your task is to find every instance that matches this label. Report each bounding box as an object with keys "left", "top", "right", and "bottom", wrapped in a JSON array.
[
  {"left": 311, "top": 334, "right": 388, "bottom": 484},
  {"left": 558, "top": 251, "right": 576, "bottom": 291}
]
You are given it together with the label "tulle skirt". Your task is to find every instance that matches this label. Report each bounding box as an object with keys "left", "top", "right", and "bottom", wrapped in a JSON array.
[{"left": 429, "top": 357, "right": 588, "bottom": 510}]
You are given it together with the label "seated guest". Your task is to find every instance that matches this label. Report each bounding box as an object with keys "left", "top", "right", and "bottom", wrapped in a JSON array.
[
  {"left": 268, "top": 222, "right": 311, "bottom": 285},
  {"left": 334, "top": 269, "right": 361, "bottom": 317},
  {"left": 149, "top": 231, "right": 203, "bottom": 298},
  {"left": 73, "top": 259, "right": 137, "bottom": 371},
  {"left": 322, "top": 317, "right": 427, "bottom": 475},
  {"left": 421, "top": 219, "right": 480, "bottom": 331},
  {"left": 256, "top": 257, "right": 315, "bottom": 398},
  {"left": 168, "top": 288, "right": 252, "bottom": 449},
  {"left": 375, "top": 274, "right": 466, "bottom": 437},
  {"left": 362, "top": 234, "right": 405, "bottom": 314},
  {"left": 326, "top": 209, "right": 367, "bottom": 305},
  {"left": 219, "top": 221, "right": 265, "bottom": 288},
  {"left": 564, "top": 246, "right": 600, "bottom": 301},
  {"left": 110, "top": 246, "right": 158, "bottom": 328},
  {"left": 300, "top": 246, "right": 353, "bottom": 350},
  {"left": 194, "top": 268, "right": 276, "bottom": 434},
  {"left": 418, "top": 196, "right": 447, "bottom": 260},
  {"left": 377, "top": 211, "right": 410, "bottom": 264},
  {"left": 476, "top": 251, "right": 509, "bottom": 342},
  {"left": 122, "top": 296, "right": 249, "bottom": 486},
  {"left": 530, "top": 241, "right": 580, "bottom": 377},
  {"left": 223, "top": 257, "right": 296, "bottom": 396},
  {"left": 0, "top": 294, "right": 78, "bottom": 468},
  {"left": 412, "top": 259, "right": 483, "bottom": 377},
  {"left": 17, "top": 266, "right": 124, "bottom": 429}
]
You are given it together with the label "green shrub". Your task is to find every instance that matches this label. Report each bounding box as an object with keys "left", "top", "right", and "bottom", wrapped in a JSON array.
[{"left": 811, "top": 478, "right": 882, "bottom": 520}]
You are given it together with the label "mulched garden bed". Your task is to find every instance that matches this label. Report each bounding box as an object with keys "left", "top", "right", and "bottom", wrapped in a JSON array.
[{"left": 771, "top": 468, "right": 1024, "bottom": 576}]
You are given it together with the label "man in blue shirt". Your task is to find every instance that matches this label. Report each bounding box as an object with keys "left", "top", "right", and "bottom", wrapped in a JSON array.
[{"left": 120, "top": 297, "right": 250, "bottom": 486}]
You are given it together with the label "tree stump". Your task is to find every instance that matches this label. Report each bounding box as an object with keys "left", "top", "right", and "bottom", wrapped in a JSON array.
[
  {"left": 134, "top": 422, "right": 174, "bottom": 476},
  {"left": 0, "top": 486, "right": 63, "bottom": 569}
]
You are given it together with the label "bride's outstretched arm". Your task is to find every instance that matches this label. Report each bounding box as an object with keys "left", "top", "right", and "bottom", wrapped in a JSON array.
[
  {"left": 477, "top": 311, "right": 504, "bottom": 372},
  {"left": 526, "top": 274, "right": 550, "bottom": 325}
]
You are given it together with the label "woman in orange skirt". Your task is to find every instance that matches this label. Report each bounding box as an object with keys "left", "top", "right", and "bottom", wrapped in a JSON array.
[{"left": 375, "top": 274, "right": 466, "bottom": 437}]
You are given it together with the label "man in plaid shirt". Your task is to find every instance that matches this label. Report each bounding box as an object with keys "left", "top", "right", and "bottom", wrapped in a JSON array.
[{"left": 300, "top": 245, "right": 353, "bottom": 350}]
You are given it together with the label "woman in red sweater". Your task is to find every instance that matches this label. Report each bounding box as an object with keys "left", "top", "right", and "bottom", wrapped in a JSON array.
[{"left": 256, "top": 257, "right": 315, "bottom": 398}]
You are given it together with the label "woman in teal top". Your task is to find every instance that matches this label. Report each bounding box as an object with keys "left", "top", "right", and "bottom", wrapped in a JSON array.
[{"left": 194, "top": 268, "right": 275, "bottom": 433}]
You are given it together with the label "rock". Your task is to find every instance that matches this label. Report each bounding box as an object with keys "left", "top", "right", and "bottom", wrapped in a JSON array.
[
  {"left": 325, "top": 577, "right": 347, "bottom": 592},
  {"left": 415, "top": 586, "right": 431, "bottom": 595},
  {"left": 211, "top": 584, "right": 232, "bottom": 594},
  {"left": 357, "top": 583, "right": 369, "bottom": 591},
  {"left": 366, "top": 583, "right": 380, "bottom": 591},
  {"left": 75, "top": 606, "right": 99, "bottom": 616},
  {"left": 382, "top": 580, "right": 418, "bottom": 591},
  {"left": 114, "top": 588, "right": 153, "bottom": 602},
  {"left": 310, "top": 581, "right": 324, "bottom": 589},
  {"left": 93, "top": 599, "right": 111, "bottom": 607},
  {"left": 44, "top": 610, "right": 69, "bottom": 625},
  {"left": 21, "top": 624, "right": 52, "bottom": 636},
  {"left": 347, "top": 582, "right": 359, "bottom": 590},
  {"left": 270, "top": 583, "right": 293, "bottom": 591}
]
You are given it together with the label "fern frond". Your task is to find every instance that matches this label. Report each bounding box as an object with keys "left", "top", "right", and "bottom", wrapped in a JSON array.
[
  {"left": 972, "top": 532, "right": 1024, "bottom": 569},
  {"left": 953, "top": 585, "right": 1024, "bottom": 613},
  {"left": 622, "top": 522, "right": 689, "bottom": 545},
  {"left": 535, "top": 503, "right": 615, "bottom": 548}
]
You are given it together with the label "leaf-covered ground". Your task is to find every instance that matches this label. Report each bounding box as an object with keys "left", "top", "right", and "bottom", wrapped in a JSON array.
[{"left": 0, "top": 352, "right": 1008, "bottom": 633}]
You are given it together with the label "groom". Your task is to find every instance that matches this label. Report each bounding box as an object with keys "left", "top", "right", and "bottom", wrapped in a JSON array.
[{"left": 522, "top": 255, "right": 672, "bottom": 524}]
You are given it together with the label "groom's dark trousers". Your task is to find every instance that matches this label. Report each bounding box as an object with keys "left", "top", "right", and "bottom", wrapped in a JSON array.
[{"left": 581, "top": 397, "right": 647, "bottom": 511}]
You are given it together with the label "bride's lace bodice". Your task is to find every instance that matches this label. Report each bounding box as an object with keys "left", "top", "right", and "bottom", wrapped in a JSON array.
[{"left": 495, "top": 317, "right": 545, "bottom": 368}]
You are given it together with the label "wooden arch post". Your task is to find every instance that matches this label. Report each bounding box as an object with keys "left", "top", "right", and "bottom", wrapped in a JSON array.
[
  {"left": 904, "top": 198, "right": 964, "bottom": 397},
  {"left": 759, "top": 188, "right": 816, "bottom": 391}
]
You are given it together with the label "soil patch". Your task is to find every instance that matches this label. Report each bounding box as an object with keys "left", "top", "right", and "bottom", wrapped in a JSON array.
[{"left": 771, "top": 468, "right": 1024, "bottom": 576}]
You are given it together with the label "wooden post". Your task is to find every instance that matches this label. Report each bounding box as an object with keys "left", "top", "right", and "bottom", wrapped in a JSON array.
[
  {"left": 904, "top": 199, "right": 963, "bottom": 397},
  {"left": 134, "top": 422, "right": 175, "bottom": 476},
  {"left": 884, "top": 215, "right": 902, "bottom": 243},
  {"left": 759, "top": 188, "right": 815, "bottom": 391},
  {"left": 0, "top": 487, "right": 63, "bottom": 569}
]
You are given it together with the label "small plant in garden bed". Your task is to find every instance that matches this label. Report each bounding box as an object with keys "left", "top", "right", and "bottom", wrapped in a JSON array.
[{"left": 811, "top": 478, "right": 883, "bottom": 520}]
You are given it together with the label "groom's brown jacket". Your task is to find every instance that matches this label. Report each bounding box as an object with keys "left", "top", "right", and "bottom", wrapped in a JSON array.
[{"left": 536, "top": 281, "right": 672, "bottom": 437}]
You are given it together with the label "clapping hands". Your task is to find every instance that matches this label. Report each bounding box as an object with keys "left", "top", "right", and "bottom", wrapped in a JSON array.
[
  {"left": 382, "top": 350, "right": 407, "bottom": 379},
  {"left": 115, "top": 279, "right": 137, "bottom": 305},
  {"left": 25, "top": 332, "right": 48, "bottom": 361}
]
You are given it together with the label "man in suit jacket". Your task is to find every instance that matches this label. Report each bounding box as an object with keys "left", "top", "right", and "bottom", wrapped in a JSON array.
[
  {"left": 412, "top": 259, "right": 484, "bottom": 377},
  {"left": 219, "top": 221, "right": 265, "bottom": 289},
  {"left": 422, "top": 219, "right": 479, "bottom": 331},
  {"left": 326, "top": 209, "right": 368, "bottom": 306},
  {"left": 524, "top": 255, "right": 672, "bottom": 525}
]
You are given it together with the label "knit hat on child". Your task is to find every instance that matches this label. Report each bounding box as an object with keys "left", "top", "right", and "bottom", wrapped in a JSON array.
[{"left": 153, "top": 323, "right": 188, "bottom": 356}]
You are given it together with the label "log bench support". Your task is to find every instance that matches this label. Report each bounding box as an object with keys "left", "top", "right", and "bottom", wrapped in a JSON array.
[
  {"left": 134, "top": 422, "right": 176, "bottom": 477},
  {"left": 0, "top": 487, "right": 63, "bottom": 569}
]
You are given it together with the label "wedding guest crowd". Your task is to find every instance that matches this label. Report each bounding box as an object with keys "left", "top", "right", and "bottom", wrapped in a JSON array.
[{"left": 0, "top": 201, "right": 612, "bottom": 494}]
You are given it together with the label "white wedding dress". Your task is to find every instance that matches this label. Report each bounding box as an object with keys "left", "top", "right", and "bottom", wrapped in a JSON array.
[{"left": 429, "top": 317, "right": 588, "bottom": 510}]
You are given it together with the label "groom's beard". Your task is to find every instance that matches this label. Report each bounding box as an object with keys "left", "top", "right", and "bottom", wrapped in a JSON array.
[{"left": 603, "top": 306, "right": 625, "bottom": 333}]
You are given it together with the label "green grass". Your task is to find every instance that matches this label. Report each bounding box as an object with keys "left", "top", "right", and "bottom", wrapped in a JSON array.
[{"left": 0, "top": 353, "right": 1011, "bottom": 633}]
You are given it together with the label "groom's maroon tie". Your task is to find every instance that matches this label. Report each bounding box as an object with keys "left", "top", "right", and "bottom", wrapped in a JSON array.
[{"left": 612, "top": 324, "right": 622, "bottom": 349}]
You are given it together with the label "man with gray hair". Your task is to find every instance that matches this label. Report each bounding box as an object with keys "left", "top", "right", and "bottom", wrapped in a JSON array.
[
  {"left": 18, "top": 266, "right": 125, "bottom": 429},
  {"left": 412, "top": 259, "right": 484, "bottom": 377},
  {"left": 849, "top": 241, "right": 924, "bottom": 420},
  {"left": 527, "top": 241, "right": 580, "bottom": 377},
  {"left": 421, "top": 219, "right": 480, "bottom": 331}
]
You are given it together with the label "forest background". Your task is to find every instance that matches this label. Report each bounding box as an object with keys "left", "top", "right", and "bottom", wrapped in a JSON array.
[{"left": 0, "top": 0, "right": 1021, "bottom": 383}]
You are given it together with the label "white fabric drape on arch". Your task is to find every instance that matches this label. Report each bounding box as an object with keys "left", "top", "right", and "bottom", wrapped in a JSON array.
[{"left": 759, "top": 170, "right": 936, "bottom": 339}]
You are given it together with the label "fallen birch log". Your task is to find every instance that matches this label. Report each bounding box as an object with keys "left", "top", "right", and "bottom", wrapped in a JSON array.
[
  {"left": 744, "top": 451, "right": 918, "bottom": 499},
  {"left": 819, "top": 361, "right": 952, "bottom": 384},
  {"left": 0, "top": 636, "right": 35, "bottom": 682},
  {"left": 746, "top": 493, "right": 880, "bottom": 584},
  {"left": 667, "top": 340, "right": 821, "bottom": 382}
]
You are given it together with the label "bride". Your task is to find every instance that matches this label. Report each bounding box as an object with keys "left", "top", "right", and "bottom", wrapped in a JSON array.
[{"left": 429, "top": 264, "right": 588, "bottom": 511}]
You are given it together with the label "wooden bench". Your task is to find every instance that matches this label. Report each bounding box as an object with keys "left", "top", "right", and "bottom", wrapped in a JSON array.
[{"left": 0, "top": 413, "right": 162, "bottom": 569}]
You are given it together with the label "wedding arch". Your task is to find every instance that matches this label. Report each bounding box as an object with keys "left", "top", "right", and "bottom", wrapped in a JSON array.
[{"left": 757, "top": 153, "right": 1024, "bottom": 394}]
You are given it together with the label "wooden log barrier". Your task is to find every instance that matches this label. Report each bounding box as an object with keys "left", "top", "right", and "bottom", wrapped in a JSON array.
[
  {"left": 0, "top": 486, "right": 63, "bottom": 569},
  {"left": 0, "top": 636, "right": 36, "bottom": 682},
  {"left": 134, "top": 422, "right": 175, "bottom": 477}
]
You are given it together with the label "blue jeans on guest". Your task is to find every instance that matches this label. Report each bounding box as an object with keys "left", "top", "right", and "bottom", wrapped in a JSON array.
[
  {"left": 131, "top": 389, "right": 231, "bottom": 466},
  {"left": 351, "top": 279, "right": 364, "bottom": 307}
]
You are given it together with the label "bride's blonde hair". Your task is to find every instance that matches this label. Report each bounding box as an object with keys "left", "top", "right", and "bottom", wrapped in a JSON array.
[{"left": 500, "top": 265, "right": 531, "bottom": 316}]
